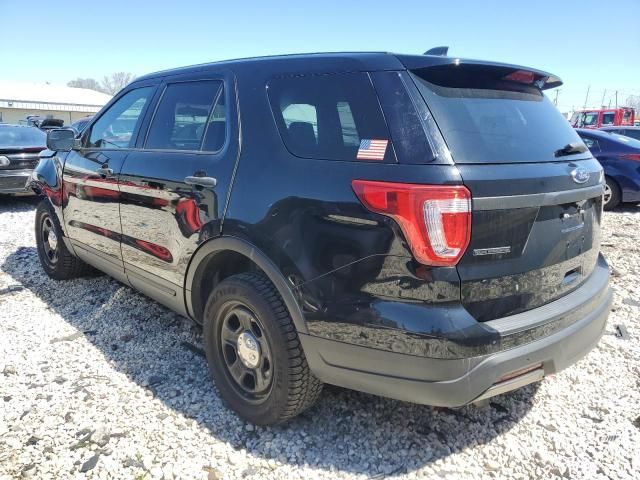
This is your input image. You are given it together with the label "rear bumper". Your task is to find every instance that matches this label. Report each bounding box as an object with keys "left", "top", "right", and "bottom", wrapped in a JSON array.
[
  {"left": 301, "top": 254, "right": 612, "bottom": 406},
  {"left": 0, "top": 169, "right": 32, "bottom": 193}
]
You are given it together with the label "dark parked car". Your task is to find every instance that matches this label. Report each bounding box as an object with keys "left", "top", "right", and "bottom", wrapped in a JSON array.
[
  {"left": 26, "top": 116, "right": 65, "bottom": 131},
  {"left": 69, "top": 116, "right": 93, "bottom": 134},
  {"left": 599, "top": 125, "right": 640, "bottom": 141},
  {"left": 576, "top": 128, "right": 640, "bottom": 209},
  {"left": 0, "top": 124, "right": 46, "bottom": 194},
  {"left": 31, "top": 51, "right": 612, "bottom": 425}
]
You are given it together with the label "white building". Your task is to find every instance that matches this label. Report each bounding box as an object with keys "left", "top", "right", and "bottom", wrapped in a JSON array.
[{"left": 0, "top": 82, "right": 112, "bottom": 126}]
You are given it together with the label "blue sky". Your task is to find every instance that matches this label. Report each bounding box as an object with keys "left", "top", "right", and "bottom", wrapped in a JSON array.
[{"left": 1, "top": 0, "right": 639, "bottom": 112}]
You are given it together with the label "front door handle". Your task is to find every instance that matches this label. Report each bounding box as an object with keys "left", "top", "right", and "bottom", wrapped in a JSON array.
[
  {"left": 96, "top": 166, "right": 113, "bottom": 176},
  {"left": 185, "top": 176, "right": 217, "bottom": 188}
]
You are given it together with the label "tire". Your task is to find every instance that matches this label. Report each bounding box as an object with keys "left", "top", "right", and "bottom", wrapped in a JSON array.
[
  {"left": 35, "top": 200, "right": 93, "bottom": 280},
  {"left": 203, "top": 272, "right": 323, "bottom": 425},
  {"left": 603, "top": 177, "right": 621, "bottom": 211}
]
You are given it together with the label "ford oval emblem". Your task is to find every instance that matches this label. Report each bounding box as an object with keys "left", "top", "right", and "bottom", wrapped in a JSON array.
[{"left": 571, "top": 167, "right": 590, "bottom": 184}]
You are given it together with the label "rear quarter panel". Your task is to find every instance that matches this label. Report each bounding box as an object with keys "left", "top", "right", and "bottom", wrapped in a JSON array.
[{"left": 222, "top": 65, "right": 465, "bottom": 340}]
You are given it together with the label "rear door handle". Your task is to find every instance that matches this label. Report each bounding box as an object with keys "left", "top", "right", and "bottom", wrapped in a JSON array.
[
  {"left": 96, "top": 166, "right": 113, "bottom": 176},
  {"left": 184, "top": 176, "right": 217, "bottom": 188}
]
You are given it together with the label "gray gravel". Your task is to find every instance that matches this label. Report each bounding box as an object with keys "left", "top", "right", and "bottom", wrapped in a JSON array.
[{"left": 1, "top": 196, "right": 639, "bottom": 480}]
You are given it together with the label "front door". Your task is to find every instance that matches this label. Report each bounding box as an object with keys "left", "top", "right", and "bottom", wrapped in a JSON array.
[
  {"left": 117, "top": 73, "right": 238, "bottom": 300},
  {"left": 62, "top": 86, "right": 156, "bottom": 279}
]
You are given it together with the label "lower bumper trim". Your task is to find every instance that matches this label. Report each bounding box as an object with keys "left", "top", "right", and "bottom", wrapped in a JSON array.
[
  {"left": 300, "top": 282, "right": 611, "bottom": 407},
  {"left": 473, "top": 368, "right": 544, "bottom": 403}
]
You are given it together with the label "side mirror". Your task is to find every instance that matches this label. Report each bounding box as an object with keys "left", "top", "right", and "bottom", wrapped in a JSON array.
[{"left": 46, "top": 128, "right": 77, "bottom": 152}]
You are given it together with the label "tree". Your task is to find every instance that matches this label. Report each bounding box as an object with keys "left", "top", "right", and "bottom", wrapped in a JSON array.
[
  {"left": 101, "top": 72, "right": 135, "bottom": 95},
  {"left": 67, "top": 78, "right": 106, "bottom": 93},
  {"left": 626, "top": 95, "right": 640, "bottom": 112}
]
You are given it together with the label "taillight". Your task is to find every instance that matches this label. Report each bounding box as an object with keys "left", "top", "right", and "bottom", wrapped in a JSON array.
[
  {"left": 621, "top": 153, "right": 640, "bottom": 162},
  {"left": 352, "top": 180, "right": 471, "bottom": 266}
]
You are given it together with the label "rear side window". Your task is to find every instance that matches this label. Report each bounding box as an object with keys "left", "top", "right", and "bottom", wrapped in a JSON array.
[
  {"left": 411, "top": 65, "right": 590, "bottom": 164},
  {"left": 145, "top": 80, "right": 225, "bottom": 152},
  {"left": 268, "top": 73, "right": 394, "bottom": 162}
]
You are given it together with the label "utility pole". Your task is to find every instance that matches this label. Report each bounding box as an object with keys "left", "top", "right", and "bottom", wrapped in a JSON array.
[
  {"left": 583, "top": 85, "right": 590, "bottom": 109},
  {"left": 554, "top": 89, "right": 560, "bottom": 106},
  {"left": 601, "top": 89, "right": 607, "bottom": 108},
  {"left": 615, "top": 90, "right": 618, "bottom": 108}
]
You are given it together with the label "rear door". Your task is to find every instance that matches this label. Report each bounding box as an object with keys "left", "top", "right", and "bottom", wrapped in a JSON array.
[
  {"left": 62, "top": 85, "right": 157, "bottom": 281},
  {"left": 408, "top": 64, "right": 604, "bottom": 321},
  {"left": 118, "top": 71, "right": 238, "bottom": 306}
]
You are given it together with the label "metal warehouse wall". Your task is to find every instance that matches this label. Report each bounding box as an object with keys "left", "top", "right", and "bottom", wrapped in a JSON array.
[{"left": 0, "top": 108, "right": 93, "bottom": 126}]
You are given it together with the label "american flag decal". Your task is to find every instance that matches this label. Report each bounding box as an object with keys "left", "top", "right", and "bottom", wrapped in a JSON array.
[{"left": 357, "top": 139, "right": 388, "bottom": 161}]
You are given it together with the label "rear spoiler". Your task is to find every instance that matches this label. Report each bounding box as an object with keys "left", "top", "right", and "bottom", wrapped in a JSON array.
[{"left": 396, "top": 54, "right": 562, "bottom": 90}]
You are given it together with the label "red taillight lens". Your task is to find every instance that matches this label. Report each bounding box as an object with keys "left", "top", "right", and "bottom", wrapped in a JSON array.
[
  {"left": 621, "top": 153, "right": 640, "bottom": 162},
  {"left": 352, "top": 180, "right": 472, "bottom": 266}
]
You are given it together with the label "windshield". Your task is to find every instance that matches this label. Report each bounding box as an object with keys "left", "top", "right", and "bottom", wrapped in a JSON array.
[
  {"left": 410, "top": 66, "right": 590, "bottom": 164},
  {"left": 0, "top": 126, "right": 46, "bottom": 148}
]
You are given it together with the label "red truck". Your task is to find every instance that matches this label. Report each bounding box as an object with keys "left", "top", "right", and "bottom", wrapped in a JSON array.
[{"left": 570, "top": 107, "right": 635, "bottom": 129}]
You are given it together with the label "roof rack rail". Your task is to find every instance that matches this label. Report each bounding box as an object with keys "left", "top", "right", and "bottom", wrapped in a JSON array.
[{"left": 423, "top": 46, "right": 449, "bottom": 56}]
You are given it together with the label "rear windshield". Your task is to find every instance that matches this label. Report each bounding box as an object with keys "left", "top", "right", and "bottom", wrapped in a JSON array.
[
  {"left": 0, "top": 126, "right": 46, "bottom": 148},
  {"left": 410, "top": 65, "right": 589, "bottom": 164}
]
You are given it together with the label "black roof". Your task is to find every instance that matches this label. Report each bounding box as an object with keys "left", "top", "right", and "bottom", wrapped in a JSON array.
[{"left": 134, "top": 51, "right": 562, "bottom": 88}]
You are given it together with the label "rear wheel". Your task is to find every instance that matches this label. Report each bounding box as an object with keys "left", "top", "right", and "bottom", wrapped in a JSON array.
[
  {"left": 203, "top": 272, "right": 322, "bottom": 425},
  {"left": 603, "top": 177, "right": 621, "bottom": 210},
  {"left": 35, "top": 200, "right": 93, "bottom": 280}
]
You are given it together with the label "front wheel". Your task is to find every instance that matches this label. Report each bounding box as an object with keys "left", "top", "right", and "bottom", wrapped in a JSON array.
[
  {"left": 203, "top": 272, "right": 322, "bottom": 425},
  {"left": 35, "top": 200, "right": 93, "bottom": 280}
]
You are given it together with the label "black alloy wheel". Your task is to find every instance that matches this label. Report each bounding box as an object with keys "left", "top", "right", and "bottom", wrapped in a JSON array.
[{"left": 219, "top": 302, "right": 274, "bottom": 401}]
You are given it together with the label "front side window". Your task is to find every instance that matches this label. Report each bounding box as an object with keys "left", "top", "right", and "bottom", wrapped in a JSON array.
[
  {"left": 601, "top": 112, "right": 615, "bottom": 126},
  {"left": 87, "top": 87, "right": 153, "bottom": 149},
  {"left": 582, "top": 112, "right": 599, "bottom": 127},
  {"left": 145, "top": 80, "right": 225, "bottom": 152},
  {"left": 268, "top": 73, "right": 393, "bottom": 162}
]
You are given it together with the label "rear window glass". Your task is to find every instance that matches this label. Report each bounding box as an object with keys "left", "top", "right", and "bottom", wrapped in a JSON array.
[
  {"left": 268, "top": 73, "right": 394, "bottom": 162},
  {"left": 410, "top": 65, "right": 590, "bottom": 164}
]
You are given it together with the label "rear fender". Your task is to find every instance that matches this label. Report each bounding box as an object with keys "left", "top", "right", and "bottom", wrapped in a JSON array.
[{"left": 184, "top": 236, "right": 309, "bottom": 334}]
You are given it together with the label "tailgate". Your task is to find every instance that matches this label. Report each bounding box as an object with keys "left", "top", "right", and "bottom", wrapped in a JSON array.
[
  {"left": 457, "top": 159, "right": 604, "bottom": 321},
  {"left": 406, "top": 63, "right": 606, "bottom": 321}
]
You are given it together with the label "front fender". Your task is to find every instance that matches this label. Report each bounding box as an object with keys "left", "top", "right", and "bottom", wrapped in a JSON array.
[{"left": 29, "top": 150, "right": 69, "bottom": 236}]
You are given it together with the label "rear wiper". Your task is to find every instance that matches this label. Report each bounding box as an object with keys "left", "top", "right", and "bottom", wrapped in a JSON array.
[{"left": 554, "top": 142, "right": 587, "bottom": 157}]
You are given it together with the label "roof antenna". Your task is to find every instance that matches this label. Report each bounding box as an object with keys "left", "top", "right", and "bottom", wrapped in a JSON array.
[{"left": 424, "top": 46, "right": 449, "bottom": 56}]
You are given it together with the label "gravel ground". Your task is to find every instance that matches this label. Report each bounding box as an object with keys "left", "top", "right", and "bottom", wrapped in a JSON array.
[{"left": 1, "top": 196, "right": 639, "bottom": 480}]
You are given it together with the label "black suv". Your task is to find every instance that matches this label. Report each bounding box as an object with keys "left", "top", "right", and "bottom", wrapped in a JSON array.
[{"left": 32, "top": 51, "right": 612, "bottom": 426}]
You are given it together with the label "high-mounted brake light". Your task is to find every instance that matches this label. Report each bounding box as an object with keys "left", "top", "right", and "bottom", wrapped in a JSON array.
[
  {"left": 503, "top": 70, "right": 548, "bottom": 88},
  {"left": 352, "top": 180, "right": 471, "bottom": 266}
]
